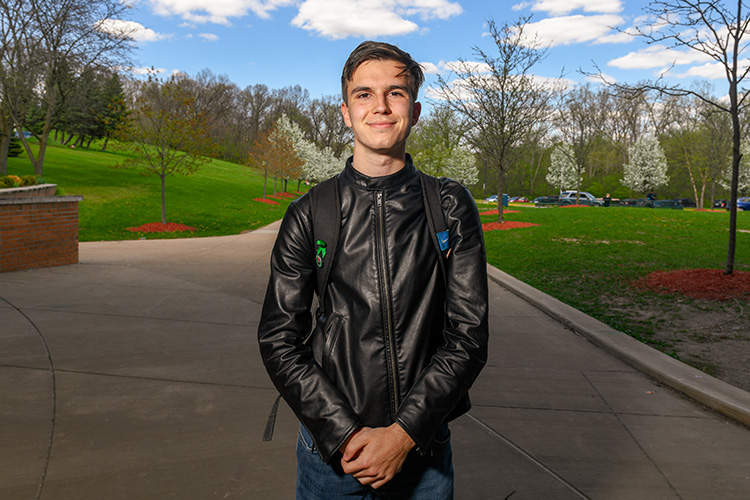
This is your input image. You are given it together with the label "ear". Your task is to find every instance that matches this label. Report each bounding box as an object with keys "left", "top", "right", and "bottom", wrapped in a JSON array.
[
  {"left": 341, "top": 102, "right": 353, "bottom": 129},
  {"left": 411, "top": 101, "right": 421, "bottom": 126}
]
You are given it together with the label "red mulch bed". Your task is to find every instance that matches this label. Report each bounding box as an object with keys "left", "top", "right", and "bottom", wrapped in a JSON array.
[
  {"left": 127, "top": 222, "right": 197, "bottom": 233},
  {"left": 276, "top": 192, "right": 297, "bottom": 198},
  {"left": 253, "top": 198, "right": 279, "bottom": 205},
  {"left": 479, "top": 209, "right": 521, "bottom": 216},
  {"left": 483, "top": 221, "right": 540, "bottom": 231},
  {"left": 636, "top": 269, "right": 750, "bottom": 301},
  {"left": 561, "top": 204, "right": 593, "bottom": 208}
]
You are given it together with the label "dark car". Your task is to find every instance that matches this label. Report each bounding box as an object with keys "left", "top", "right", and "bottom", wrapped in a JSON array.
[
  {"left": 673, "top": 198, "right": 697, "bottom": 208},
  {"left": 739, "top": 197, "right": 750, "bottom": 211},
  {"left": 534, "top": 195, "right": 559, "bottom": 206},
  {"left": 713, "top": 199, "right": 729, "bottom": 209}
]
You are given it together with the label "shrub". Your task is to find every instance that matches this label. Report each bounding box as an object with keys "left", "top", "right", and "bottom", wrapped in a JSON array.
[{"left": 20, "top": 175, "right": 38, "bottom": 186}]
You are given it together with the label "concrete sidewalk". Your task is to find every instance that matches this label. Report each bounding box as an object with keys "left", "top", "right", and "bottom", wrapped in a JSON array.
[{"left": 1, "top": 222, "right": 749, "bottom": 499}]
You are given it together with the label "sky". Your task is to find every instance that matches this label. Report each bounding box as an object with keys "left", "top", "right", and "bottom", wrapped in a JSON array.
[{"left": 110, "top": 0, "right": 732, "bottom": 112}]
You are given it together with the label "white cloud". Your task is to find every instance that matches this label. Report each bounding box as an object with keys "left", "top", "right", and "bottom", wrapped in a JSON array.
[
  {"left": 420, "top": 61, "right": 442, "bottom": 75},
  {"left": 522, "top": 14, "right": 624, "bottom": 47},
  {"left": 608, "top": 44, "right": 711, "bottom": 70},
  {"left": 440, "top": 60, "right": 493, "bottom": 74},
  {"left": 199, "top": 32, "right": 219, "bottom": 41},
  {"left": 96, "top": 19, "right": 169, "bottom": 42},
  {"left": 513, "top": 0, "right": 622, "bottom": 16},
  {"left": 673, "top": 61, "right": 745, "bottom": 80},
  {"left": 146, "top": 0, "right": 461, "bottom": 38},
  {"left": 129, "top": 66, "right": 167, "bottom": 75},
  {"left": 292, "top": 0, "right": 462, "bottom": 39},
  {"left": 147, "top": 0, "right": 296, "bottom": 24}
]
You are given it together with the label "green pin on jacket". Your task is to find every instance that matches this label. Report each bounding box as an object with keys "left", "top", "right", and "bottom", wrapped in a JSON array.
[{"left": 315, "top": 240, "right": 327, "bottom": 268}]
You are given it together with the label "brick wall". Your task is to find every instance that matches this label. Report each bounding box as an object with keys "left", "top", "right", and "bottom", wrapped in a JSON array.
[{"left": 0, "top": 195, "right": 84, "bottom": 273}]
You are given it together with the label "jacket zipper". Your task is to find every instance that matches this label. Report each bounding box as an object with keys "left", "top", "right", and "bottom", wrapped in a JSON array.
[{"left": 376, "top": 190, "right": 400, "bottom": 414}]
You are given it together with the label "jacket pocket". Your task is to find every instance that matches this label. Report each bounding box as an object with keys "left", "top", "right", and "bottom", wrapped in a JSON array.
[{"left": 321, "top": 312, "right": 344, "bottom": 377}]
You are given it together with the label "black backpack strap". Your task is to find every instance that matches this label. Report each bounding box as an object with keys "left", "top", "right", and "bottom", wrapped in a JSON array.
[
  {"left": 308, "top": 175, "right": 341, "bottom": 314},
  {"left": 419, "top": 171, "right": 451, "bottom": 276}
]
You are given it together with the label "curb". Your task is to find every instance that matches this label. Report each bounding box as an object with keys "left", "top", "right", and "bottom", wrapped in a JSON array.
[{"left": 487, "top": 264, "right": 750, "bottom": 428}]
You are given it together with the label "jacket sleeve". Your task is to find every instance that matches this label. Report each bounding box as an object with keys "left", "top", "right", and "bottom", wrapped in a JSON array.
[
  {"left": 394, "top": 180, "right": 489, "bottom": 452},
  {"left": 257, "top": 198, "right": 363, "bottom": 462}
]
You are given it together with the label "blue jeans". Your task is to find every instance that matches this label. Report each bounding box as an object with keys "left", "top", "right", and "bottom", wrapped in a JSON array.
[{"left": 296, "top": 423, "right": 454, "bottom": 500}]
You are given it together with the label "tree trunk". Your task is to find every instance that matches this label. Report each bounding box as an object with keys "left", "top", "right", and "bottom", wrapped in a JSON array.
[
  {"left": 496, "top": 167, "right": 505, "bottom": 223},
  {"left": 102, "top": 135, "right": 110, "bottom": 152},
  {"left": 725, "top": 1, "right": 741, "bottom": 275},
  {"left": 161, "top": 174, "right": 167, "bottom": 225},
  {"left": 0, "top": 131, "right": 9, "bottom": 176}
]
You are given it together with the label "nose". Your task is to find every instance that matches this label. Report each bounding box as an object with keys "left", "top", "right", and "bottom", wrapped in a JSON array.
[{"left": 373, "top": 93, "right": 391, "bottom": 114}]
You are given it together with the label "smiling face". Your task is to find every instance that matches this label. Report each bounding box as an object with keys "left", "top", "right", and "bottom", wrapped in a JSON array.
[{"left": 341, "top": 59, "right": 421, "bottom": 174}]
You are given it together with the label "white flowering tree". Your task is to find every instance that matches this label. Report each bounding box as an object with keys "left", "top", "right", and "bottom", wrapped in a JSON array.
[
  {"left": 721, "top": 143, "right": 750, "bottom": 196},
  {"left": 622, "top": 136, "right": 669, "bottom": 195},
  {"left": 277, "top": 114, "right": 342, "bottom": 184},
  {"left": 442, "top": 147, "right": 479, "bottom": 186},
  {"left": 546, "top": 143, "right": 579, "bottom": 193}
]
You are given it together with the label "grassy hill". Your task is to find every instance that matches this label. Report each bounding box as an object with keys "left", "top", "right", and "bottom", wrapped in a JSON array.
[
  {"left": 6, "top": 141, "right": 303, "bottom": 242},
  {"left": 6, "top": 140, "right": 750, "bottom": 386}
]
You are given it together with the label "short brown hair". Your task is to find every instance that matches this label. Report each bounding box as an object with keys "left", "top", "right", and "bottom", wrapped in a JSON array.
[{"left": 341, "top": 41, "right": 424, "bottom": 104}]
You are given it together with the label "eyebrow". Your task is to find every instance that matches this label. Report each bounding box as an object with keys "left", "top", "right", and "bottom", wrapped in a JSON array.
[{"left": 350, "top": 84, "right": 410, "bottom": 96}]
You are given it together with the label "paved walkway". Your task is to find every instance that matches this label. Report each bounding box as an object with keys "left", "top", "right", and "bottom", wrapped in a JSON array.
[{"left": 1, "top": 221, "right": 749, "bottom": 499}]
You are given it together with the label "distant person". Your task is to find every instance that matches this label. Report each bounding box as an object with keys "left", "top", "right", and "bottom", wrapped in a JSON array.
[
  {"left": 258, "top": 41, "right": 489, "bottom": 499},
  {"left": 603, "top": 193, "right": 611, "bottom": 207},
  {"left": 647, "top": 190, "right": 656, "bottom": 201}
]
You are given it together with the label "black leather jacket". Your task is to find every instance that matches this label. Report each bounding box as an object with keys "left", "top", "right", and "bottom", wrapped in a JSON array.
[{"left": 258, "top": 157, "right": 488, "bottom": 463}]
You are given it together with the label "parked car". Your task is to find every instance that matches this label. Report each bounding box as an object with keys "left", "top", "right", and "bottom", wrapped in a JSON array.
[
  {"left": 673, "top": 198, "right": 697, "bottom": 208},
  {"left": 739, "top": 197, "right": 750, "bottom": 211},
  {"left": 509, "top": 196, "right": 530, "bottom": 203},
  {"left": 713, "top": 199, "right": 729, "bottom": 209},
  {"left": 486, "top": 195, "right": 498, "bottom": 203},
  {"left": 534, "top": 195, "right": 559, "bottom": 206},
  {"left": 559, "top": 191, "right": 603, "bottom": 206}
]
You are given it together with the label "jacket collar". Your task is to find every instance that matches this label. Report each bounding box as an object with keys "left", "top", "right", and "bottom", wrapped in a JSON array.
[{"left": 342, "top": 154, "right": 418, "bottom": 191}]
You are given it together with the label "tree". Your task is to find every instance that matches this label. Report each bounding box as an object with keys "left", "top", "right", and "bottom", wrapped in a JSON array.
[
  {"left": 247, "top": 121, "right": 304, "bottom": 197},
  {"left": 307, "top": 95, "right": 353, "bottom": 157},
  {"left": 721, "top": 142, "right": 750, "bottom": 195},
  {"left": 408, "top": 106, "right": 478, "bottom": 186},
  {"left": 622, "top": 136, "right": 670, "bottom": 195},
  {"left": 546, "top": 143, "right": 579, "bottom": 193},
  {"left": 115, "top": 78, "right": 216, "bottom": 224},
  {"left": 0, "top": 0, "right": 134, "bottom": 175},
  {"left": 276, "top": 114, "right": 341, "bottom": 184},
  {"left": 433, "top": 17, "right": 562, "bottom": 222},
  {"left": 606, "top": 0, "right": 750, "bottom": 273}
]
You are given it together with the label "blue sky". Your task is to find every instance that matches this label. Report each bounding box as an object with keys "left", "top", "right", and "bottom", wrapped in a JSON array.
[{"left": 109, "top": 0, "right": 730, "bottom": 110}]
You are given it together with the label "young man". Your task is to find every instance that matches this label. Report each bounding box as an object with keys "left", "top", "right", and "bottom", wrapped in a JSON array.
[{"left": 258, "top": 41, "right": 488, "bottom": 499}]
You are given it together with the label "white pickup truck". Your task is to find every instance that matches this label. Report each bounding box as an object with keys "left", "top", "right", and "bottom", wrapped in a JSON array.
[{"left": 559, "top": 191, "right": 603, "bottom": 206}]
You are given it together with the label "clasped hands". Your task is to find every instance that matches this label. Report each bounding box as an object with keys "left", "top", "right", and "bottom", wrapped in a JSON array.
[{"left": 339, "top": 423, "right": 416, "bottom": 490}]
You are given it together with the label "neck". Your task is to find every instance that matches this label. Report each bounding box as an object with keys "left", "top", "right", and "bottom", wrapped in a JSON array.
[{"left": 350, "top": 147, "right": 407, "bottom": 178}]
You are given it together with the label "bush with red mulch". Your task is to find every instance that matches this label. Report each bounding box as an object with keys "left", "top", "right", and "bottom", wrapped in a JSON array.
[
  {"left": 253, "top": 198, "right": 279, "bottom": 205},
  {"left": 479, "top": 209, "right": 521, "bottom": 216},
  {"left": 127, "top": 222, "right": 197, "bottom": 233},
  {"left": 483, "top": 221, "right": 540, "bottom": 231},
  {"left": 636, "top": 269, "right": 750, "bottom": 301}
]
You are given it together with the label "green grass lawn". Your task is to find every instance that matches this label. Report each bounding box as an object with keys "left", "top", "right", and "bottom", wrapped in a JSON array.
[
  {"left": 8, "top": 143, "right": 749, "bottom": 373},
  {"left": 479, "top": 202, "right": 750, "bottom": 355},
  {"left": 7, "top": 141, "right": 304, "bottom": 241}
]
